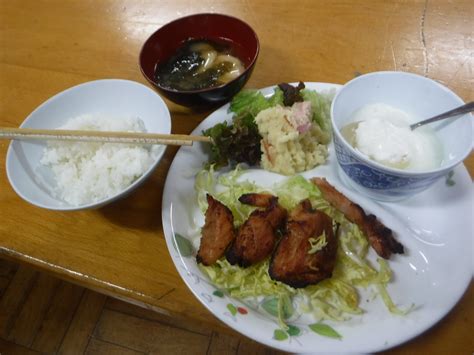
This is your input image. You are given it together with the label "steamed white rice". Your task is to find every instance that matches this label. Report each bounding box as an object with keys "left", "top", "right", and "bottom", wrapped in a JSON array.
[{"left": 40, "top": 114, "right": 160, "bottom": 206}]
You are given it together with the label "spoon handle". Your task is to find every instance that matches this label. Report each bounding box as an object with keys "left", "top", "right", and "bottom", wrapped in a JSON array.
[{"left": 410, "top": 101, "right": 474, "bottom": 130}]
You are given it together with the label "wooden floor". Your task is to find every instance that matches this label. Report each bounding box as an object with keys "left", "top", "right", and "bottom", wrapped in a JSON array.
[
  {"left": 0, "top": 258, "right": 282, "bottom": 355},
  {"left": 1, "top": 258, "right": 472, "bottom": 355}
]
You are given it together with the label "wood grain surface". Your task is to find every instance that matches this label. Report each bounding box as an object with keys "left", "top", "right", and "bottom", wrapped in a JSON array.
[{"left": 0, "top": 0, "right": 472, "bottom": 353}]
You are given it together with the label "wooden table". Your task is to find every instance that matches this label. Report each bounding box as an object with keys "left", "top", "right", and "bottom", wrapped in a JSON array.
[{"left": 1, "top": 1, "right": 472, "bottom": 353}]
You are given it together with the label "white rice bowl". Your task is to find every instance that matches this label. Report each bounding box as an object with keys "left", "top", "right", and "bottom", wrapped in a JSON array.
[
  {"left": 40, "top": 114, "right": 160, "bottom": 206},
  {"left": 6, "top": 79, "right": 171, "bottom": 211}
]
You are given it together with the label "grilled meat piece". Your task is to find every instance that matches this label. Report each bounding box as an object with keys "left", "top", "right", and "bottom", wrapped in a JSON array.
[
  {"left": 312, "top": 177, "right": 404, "bottom": 259},
  {"left": 238, "top": 193, "right": 276, "bottom": 208},
  {"left": 226, "top": 193, "right": 287, "bottom": 267},
  {"left": 269, "top": 199, "right": 337, "bottom": 288},
  {"left": 196, "top": 194, "right": 235, "bottom": 266},
  {"left": 238, "top": 193, "right": 286, "bottom": 229}
]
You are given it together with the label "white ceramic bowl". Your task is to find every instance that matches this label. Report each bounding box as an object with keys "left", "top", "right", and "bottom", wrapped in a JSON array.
[
  {"left": 331, "top": 71, "right": 472, "bottom": 201},
  {"left": 6, "top": 79, "right": 171, "bottom": 210}
]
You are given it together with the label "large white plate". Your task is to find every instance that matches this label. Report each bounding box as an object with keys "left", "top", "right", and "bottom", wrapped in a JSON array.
[{"left": 162, "top": 83, "right": 473, "bottom": 353}]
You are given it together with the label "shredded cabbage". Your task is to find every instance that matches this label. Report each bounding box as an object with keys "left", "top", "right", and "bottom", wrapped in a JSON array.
[
  {"left": 308, "top": 232, "right": 328, "bottom": 254},
  {"left": 200, "top": 258, "right": 295, "bottom": 298},
  {"left": 195, "top": 167, "right": 408, "bottom": 326}
]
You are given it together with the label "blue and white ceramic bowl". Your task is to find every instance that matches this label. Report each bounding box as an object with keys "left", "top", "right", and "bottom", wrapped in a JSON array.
[{"left": 331, "top": 71, "right": 472, "bottom": 201}]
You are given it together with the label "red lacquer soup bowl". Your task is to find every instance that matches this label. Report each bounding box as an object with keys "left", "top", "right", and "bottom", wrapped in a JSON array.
[{"left": 139, "top": 13, "right": 259, "bottom": 108}]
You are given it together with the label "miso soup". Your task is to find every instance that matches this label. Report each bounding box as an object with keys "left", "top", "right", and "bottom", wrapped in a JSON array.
[{"left": 155, "top": 39, "right": 245, "bottom": 91}]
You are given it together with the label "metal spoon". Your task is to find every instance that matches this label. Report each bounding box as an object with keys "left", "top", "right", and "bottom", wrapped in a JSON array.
[{"left": 409, "top": 101, "right": 474, "bottom": 130}]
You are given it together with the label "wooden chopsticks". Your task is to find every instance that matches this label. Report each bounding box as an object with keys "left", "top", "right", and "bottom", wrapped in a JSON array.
[{"left": 0, "top": 127, "right": 212, "bottom": 146}]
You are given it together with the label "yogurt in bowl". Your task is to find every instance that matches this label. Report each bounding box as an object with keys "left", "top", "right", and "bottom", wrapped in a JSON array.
[
  {"left": 340, "top": 103, "right": 443, "bottom": 171},
  {"left": 331, "top": 71, "right": 472, "bottom": 201}
]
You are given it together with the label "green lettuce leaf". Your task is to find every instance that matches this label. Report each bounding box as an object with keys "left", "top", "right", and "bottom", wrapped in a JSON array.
[
  {"left": 301, "top": 89, "right": 333, "bottom": 143},
  {"left": 229, "top": 90, "right": 271, "bottom": 117}
]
